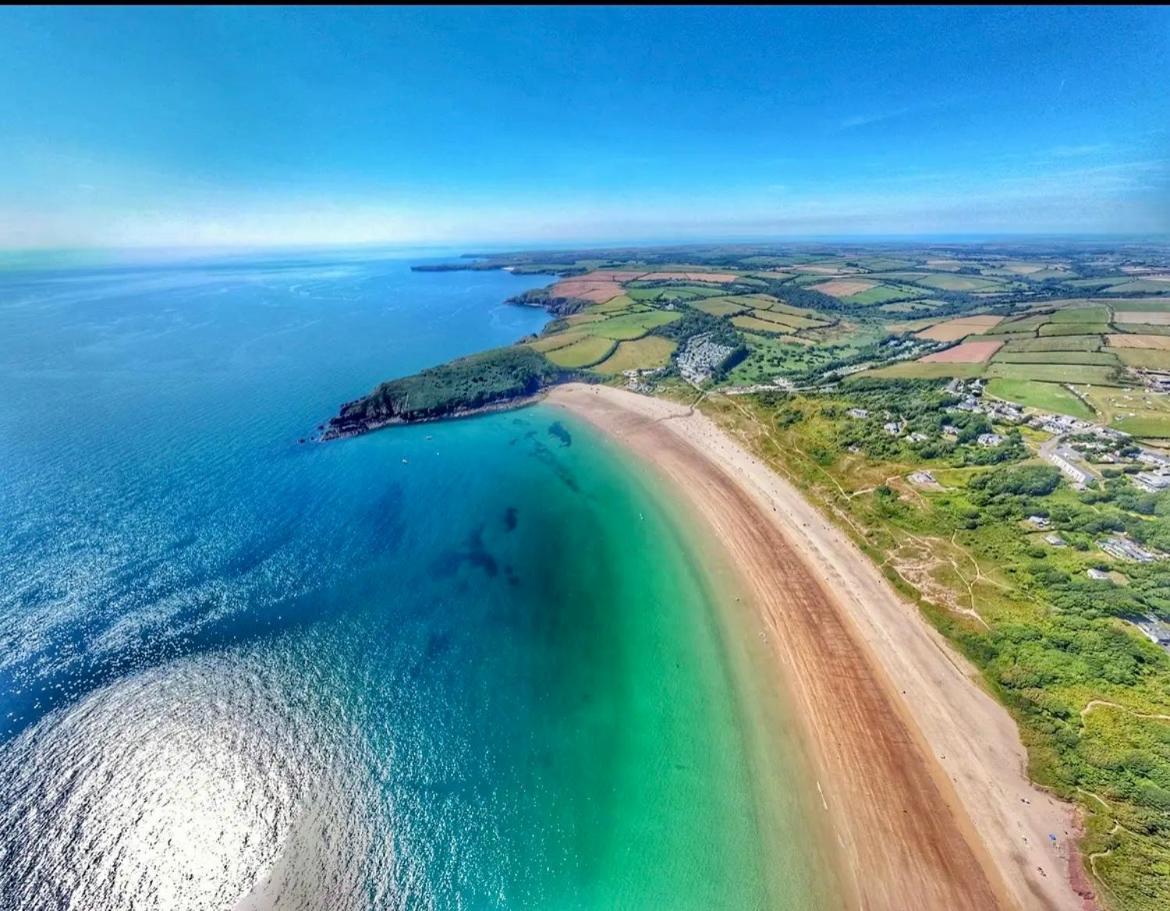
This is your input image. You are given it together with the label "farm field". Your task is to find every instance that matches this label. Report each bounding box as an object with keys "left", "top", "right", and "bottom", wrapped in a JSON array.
[
  {"left": 986, "top": 362, "right": 1124, "bottom": 385},
  {"left": 594, "top": 336, "right": 677, "bottom": 374},
  {"left": 1112, "top": 348, "right": 1170, "bottom": 370},
  {"left": 1114, "top": 311, "right": 1170, "bottom": 325},
  {"left": 626, "top": 284, "right": 725, "bottom": 302},
  {"left": 544, "top": 335, "right": 617, "bottom": 368},
  {"left": 861, "top": 361, "right": 987, "bottom": 380},
  {"left": 916, "top": 315, "right": 1002, "bottom": 341},
  {"left": 1003, "top": 335, "right": 1103, "bottom": 352},
  {"left": 692, "top": 296, "right": 753, "bottom": 317},
  {"left": 525, "top": 331, "right": 585, "bottom": 353},
  {"left": 586, "top": 310, "right": 681, "bottom": 340},
  {"left": 1048, "top": 305, "right": 1111, "bottom": 322},
  {"left": 640, "top": 271, "right": 738, "bottom": 282},
  {"left": 839, "top": 283, "right": 928, "bottom": 306},
  {"left": 992, "top": 350, "right": 1120, "bottom": 366},
  {"left": 812, "top": 278, "right": 876, "bottom": 297},
  {"left": 1038, "top": 322, "right": 1112, "bottom": 336},
  {"left": 920, "top": 339, "right": 1002, "bottom": 363},
  {"left": 1106, "top": 334, "right": 1170, "bottom": 350},
  {"left": 732, "top": 314, "right": 795, "bottom": 335},
  {"left": 550, "top": 278, "right": 625, "bottom": 302},
  {"left": 911, "top": 273, "right": 1009, "bottom": 292},
  {"left": 1078, "top": 385, "right": 1170, "bottom": 437},
  {"left": 984, "top": 378, "right": 1095, "bottom": 419}
]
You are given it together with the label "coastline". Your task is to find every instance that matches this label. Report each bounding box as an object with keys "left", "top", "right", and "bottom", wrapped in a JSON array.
[
  {"left": 549, "top": 382, "right": 1092, "bottom": 911},
  {"left": 318, "top": 393, "right": 547, "bottom": 440}
]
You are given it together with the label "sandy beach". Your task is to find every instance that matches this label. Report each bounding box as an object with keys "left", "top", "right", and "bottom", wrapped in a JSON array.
[{"left": 549, "top": 383, "right": 1093, "bottom": 911}]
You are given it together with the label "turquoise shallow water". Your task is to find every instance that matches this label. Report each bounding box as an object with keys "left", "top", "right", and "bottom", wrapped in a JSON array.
[{"left": 0, "top": 252, "right": 836, "bottom": 909}]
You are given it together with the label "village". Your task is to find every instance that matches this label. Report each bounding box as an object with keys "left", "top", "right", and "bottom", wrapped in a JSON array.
[{"left": 845, "top": 377, "right": 1170, "bottom": 575}]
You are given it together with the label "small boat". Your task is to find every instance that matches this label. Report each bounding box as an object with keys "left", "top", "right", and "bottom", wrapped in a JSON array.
[{"left": 402, "top": 458, "right": 409, "bottom": 464}]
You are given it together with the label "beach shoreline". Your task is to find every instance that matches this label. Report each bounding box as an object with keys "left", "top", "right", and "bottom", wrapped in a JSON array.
[{"left": 549, "top": 382, "right": 1093, "bottom": 911}]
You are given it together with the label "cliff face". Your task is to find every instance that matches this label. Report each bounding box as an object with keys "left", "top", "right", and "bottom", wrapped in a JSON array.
[{"left": 321, "top": 346, "right": 573, "bottom": 440}]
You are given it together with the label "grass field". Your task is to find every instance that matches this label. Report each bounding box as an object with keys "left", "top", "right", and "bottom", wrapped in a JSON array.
[
  {"left": 589, "top": 294, "right": 643, "bottom": 313},
  {"left": 841, "top": 283, "right": 928, "bottom": 306},
  {"left": 593, "top": 336, "right": 677, "bottom": 374},
  {"left": 1079, "top": 385, "right": 1170, "bottom": 437},
  {"left": 911, "top": 273, "right": 1007, "bottom": 292},
  {"left": 1104, "top": 299, "right": 1170, "bottom": 312},
  {"left": 626, "top": 284, "right": 724, "bottom": 302},
  {"left": 1048, "top": 305, "right": 1112, "bottom": 323},
  {"left": 992, "top": 350, "right": 1121, "bottom": 366},
  {"left": 545, "top": 336, "right": 617, "bottom": 368},
  {"left": 859, "top": 361, "right": 987, "bottom": 380},
  {"left": 1004, "top": 335, "right": 1103, "bottom": 352},
  {"left": 692, "top": 296, "right": 753, "bottom": 317},
  {"left": 1104, "top": 279, "right": 1170, "bottom": 294},
  {"left": 980, "top": 332, "right": 1042, "bottom": 344},
  {"left": 984, "top": 378, "right": 1095, "bottom": 419},
  {"left": 732, "top": 314, "right": 794, "bottom": 335},
  {"left": 525, "top": 331, "right": 585, "bottom": 352},
  {"left": 1038, "top": 322, "right": 1112, "bottom": 336},
  {"left": 986, "top": 362, "right": 1124, "bottom": 385},
  {"left": 1112, "top": 348, "right": 1170, "bottom": 370},
  {"left": 585, "top": 310, "right": 680, "bottom": 340},
  {"left": 995, "top": 314, "right": 1050, "bottom": 332},
  {"left": 747, "top": 308, "right": 825, "bottom": 330}
]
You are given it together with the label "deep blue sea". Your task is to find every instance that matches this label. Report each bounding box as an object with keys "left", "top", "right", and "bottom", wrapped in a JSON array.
[{"left": 0, "top": 251, "right": 835, "bottom": 910}]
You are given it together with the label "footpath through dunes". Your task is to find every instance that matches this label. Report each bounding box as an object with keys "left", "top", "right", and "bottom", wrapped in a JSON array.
[{"left": 549, "top": 383, "right": 1094, "bottom": 911}]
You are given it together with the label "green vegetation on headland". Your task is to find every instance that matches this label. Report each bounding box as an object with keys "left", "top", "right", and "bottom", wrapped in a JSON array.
[
  {"left": 330, "top": 240, "right": 1170, "bottom": 909},
  {"left": 321, "top": 346, "right": 573, "bottom": 439}
]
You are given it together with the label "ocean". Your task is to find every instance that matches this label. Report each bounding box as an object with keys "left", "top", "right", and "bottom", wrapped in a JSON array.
[{"left": 0, "top": 251, "right": 836, "bottom": 909}]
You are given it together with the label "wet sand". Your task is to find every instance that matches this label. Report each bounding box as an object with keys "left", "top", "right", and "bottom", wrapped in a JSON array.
[{"left": 550, "top": 383, "right": 1091, "bottom": 911}]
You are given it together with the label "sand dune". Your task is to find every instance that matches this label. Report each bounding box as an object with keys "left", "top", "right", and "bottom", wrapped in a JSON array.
[{"left": 549, "top": 383, "right": 1093, "bottom": 911}]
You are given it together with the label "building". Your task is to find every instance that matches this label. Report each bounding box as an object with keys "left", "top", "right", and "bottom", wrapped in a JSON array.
[
  {"left": 1045, "top": 533, "right": 1065, "bottom": 547},
  {"left": 1044, "top": 451, "right": 1090, "bottom": 489},
  {"left": 1027, "top": 515, "right": 1051, "bottom": 529},
  {"left": 847, "top": 408, "right": 869, "bottom": 419},
  {"left": 942, "top": 424, "right": 960, "bottom": 440},
  {"left": 1087, "top": 568, "right": 1111, "bottom": 581},
  {"left": 908, "top": 470, "right": 936, "bottom": 486},
  {"left": 1099, "top": 536, "right": 1157, "bottom": 563},
  {"left": 907, "top": 432, "right": 929, "bottom": 443},
  {"left": 1134, "top": 472, "right": 1170, "bottom": 493},
  {"left": 883, "top": 421, "right": 903, "bottom": 435},
  {"left": 977, "top": 433, "right": 1004, "bottom": 447}
]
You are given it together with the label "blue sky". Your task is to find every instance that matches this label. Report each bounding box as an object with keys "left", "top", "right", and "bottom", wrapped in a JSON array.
[{"left": 1, "top": 6, "right": 1167, "bottom": 248}]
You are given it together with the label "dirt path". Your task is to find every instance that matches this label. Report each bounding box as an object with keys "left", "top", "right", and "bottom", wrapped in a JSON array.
[{"left": 549, "top": 383, "right": 1093, "bottom": 911}]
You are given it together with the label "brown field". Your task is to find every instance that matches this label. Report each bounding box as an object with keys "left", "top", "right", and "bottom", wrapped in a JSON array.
[
  {"left": 550, "top": 279, "right": 626, "bottom": 303},
  {"left": 916, "top": 315, "right": 1003, "bottom": 342},
  {"left": 1106, "top": 334, "right": 1170, "bottom": 350},
  {"left": 812, "top": 278, "right": 878, "bottom": 298},
  {"left": 641, "top": 271, "right": 738, "bottom": 283},
  {"left": 920, "top": 340, "right": 1003, "bottom": 363},
  {"left": 1114, "top": 311, "right": 1170, "bottom": 325}
]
